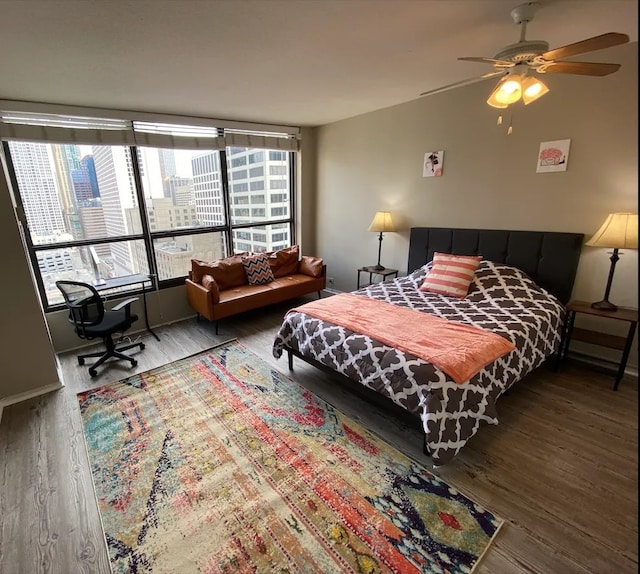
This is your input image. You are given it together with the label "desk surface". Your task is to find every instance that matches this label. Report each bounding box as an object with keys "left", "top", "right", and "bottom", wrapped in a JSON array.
[{"left": 94, "top": 273, "right": 152, "bottom": 291}]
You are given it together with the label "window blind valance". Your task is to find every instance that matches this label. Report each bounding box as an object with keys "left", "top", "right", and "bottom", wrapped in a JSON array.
[
  {"left": 132, "top": 121, "right": 226, "bottom": 150},
  {"left": 0, "top": 102, "right": 300, "bottom": 151},
  {"left": 0, "top": 112, "right": 136, "bottom": 146}
]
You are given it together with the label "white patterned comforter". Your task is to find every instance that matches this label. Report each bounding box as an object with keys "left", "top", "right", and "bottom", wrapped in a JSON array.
[{"left": 273, "top": 261, "right": 565, "bottom": 465}]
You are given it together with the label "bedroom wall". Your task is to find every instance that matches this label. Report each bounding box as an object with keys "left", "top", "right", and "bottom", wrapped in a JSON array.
[
  {"left": 0, "top": 151, "right": 62, "bottom": 402},
  {"left": 313, "top": 42, "right": 638, "bottom": 371}
]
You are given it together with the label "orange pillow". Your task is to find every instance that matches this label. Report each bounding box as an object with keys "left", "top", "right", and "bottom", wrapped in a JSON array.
[
  {"left": 201, "top": 274, "right": 220, "bottom": 304},
  {"left": 419, "top": 253, "right": 482, "bottom": 298},
  {"left": 268, "top": 245, "right": 300, "bottom": 278},
  {"left": 299, "top": 256, "right": 324, "bottom": 278},
  {"left": 191, "top": 256, "right": 248, "bottom": 290}
]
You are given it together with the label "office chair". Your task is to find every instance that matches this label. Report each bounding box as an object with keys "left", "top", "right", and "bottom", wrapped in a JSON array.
[{"left": 56, "top": 280, "right": 146, "bottom": 378}]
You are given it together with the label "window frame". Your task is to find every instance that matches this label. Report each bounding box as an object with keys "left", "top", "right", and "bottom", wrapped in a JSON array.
[{"left": 2, "top": 138, "right": 297, "bottom": 312}]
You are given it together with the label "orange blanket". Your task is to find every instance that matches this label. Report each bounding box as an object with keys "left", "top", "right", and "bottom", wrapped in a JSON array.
[{"left": 288, "top": 293, "right": 515, "bottom": 385}]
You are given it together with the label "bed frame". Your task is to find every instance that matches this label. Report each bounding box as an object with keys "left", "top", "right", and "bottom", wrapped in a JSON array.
[{"left": 284, "top": 226, "right": 584, "bottom": 456}]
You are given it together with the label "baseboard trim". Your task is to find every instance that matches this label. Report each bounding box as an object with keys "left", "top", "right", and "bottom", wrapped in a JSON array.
[
  {"left": 0, "top": 380, "right": 64, "bottom": 413},
  {"left": 567, "top": 350, "right": 638, "bottom": 379}
]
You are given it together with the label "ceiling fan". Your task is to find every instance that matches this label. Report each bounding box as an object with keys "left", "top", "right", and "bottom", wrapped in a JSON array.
[{"left": 420, "top": 2, "right": 630, "bottom": 108}]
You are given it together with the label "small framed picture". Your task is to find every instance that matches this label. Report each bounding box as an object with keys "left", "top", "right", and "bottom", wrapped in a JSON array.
[
  {"left": 536, "top": 139, "right": 570, "bottom": 173},
  {"left": 423, "top": 151, "right": 444, "bottom": 177}
]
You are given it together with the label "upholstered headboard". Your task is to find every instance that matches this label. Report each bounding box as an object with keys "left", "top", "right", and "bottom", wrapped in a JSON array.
[{"left": 407, "top": 227, "right": 584, "bottom": 304}]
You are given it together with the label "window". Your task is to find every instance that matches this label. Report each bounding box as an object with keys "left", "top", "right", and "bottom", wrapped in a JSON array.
[
  {"left": 1, "top": 108, "right": 298, "bottom": 311},
  {"left": 226, "top": 146, "right": 294, "bottom": 253},
  {"left": 269, "top": 165, "right": 287, "bottom": 176}
]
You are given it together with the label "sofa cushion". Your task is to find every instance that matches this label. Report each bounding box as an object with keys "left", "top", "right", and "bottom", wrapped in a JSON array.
[
  {"left": 242, "top": 252, "right": 275, "bottom": 285},
  {"left": 192, "top": 255, "right": 248, "bottom": 290},
  {"left": 268, "top": 245, "right": 300, "bottom": 278},
  {"left": 201, "top": 274, "right": 220, "bottom": 304},
  {"left": 299, "top": 255, "right": 324, "bottom": 278}
]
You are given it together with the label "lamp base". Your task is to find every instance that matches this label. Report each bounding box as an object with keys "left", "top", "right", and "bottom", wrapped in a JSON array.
[
  {"left": 591, "top": 300, "right": 618, "bottom": 312},
  {"left": 369, "top": 264, "right": 386, "bottom": 271}
]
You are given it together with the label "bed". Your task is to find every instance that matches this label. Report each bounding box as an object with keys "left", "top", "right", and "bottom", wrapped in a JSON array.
[{"left": 272, "top": 227, "right": 584, "bottom": 465}]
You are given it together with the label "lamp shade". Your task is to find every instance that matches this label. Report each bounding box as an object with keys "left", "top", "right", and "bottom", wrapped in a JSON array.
[
  {"left": 368, "top": 211, "right": 396, "bottom": 233},
  {"left": 585, "top": 213, "right": 638, "bottom": 249},
  {"left": 521, "top": 76, "right": 549, "bottom": 105},
  {"left": 487, "top": 75, "right": 523, "bottom": 108}
]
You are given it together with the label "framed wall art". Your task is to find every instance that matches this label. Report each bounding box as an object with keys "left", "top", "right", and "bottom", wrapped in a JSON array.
[
  {"left": 423, "top": 150, "right": 444, "bottom": 177},
  {"left": 536, "top": 139, "right": 570, "bottom": 173}
]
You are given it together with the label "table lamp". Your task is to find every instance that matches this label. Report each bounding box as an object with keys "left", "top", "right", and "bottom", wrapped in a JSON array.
[
  {"left": 585, "top": 212, "right": 638, "bottom": 311},
  {"left": 368, "top": 211, "right": 396, "bottom": 271}
]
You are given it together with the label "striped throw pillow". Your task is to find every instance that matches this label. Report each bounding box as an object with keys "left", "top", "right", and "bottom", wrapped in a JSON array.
[
  {"left": 419, "top": 252, "right": 482, "bottom": 298},
  {"left": 242, "top": 253, "right": 275, "bottom": 285}
]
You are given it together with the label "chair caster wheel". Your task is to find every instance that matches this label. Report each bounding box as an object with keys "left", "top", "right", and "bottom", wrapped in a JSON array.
[
  {"left": 78, "top": 357, "right": 85, "bottom": 365},
  {"left": 131, "top": 360, "right": 138, "bottom": 368},
  {"left": 89, "top": 369, "right": 97, "bottom": 378},
  {"left": 140, "top": 343, "right": 146, "bottom": 350}
]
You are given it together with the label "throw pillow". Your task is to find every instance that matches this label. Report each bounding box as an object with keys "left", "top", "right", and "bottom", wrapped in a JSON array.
[
  {"left": 268, "top": 245, "right": 300, "bottom": 278},
  {"left": 201, "top": 274, "right": 220, "bottom": 304},
  {"left": 419, "top": 252, "right": 482, "bottom": 298},
  {"left": 242, "top": 252, "right": 275, "bottom": 285},
  {"left": 299, "top": 255, "right": 324, "bottom": 278},
  {"left": 191, "top": 255, "right": 248, "bottom": 290}
]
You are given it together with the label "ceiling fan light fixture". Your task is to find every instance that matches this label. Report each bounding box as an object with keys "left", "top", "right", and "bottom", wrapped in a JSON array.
[
  {"left": 521, "top": 76, "right": 549, "bottom": 105},
  {"left": 487, "top": 75, "right": 523, "bottom": 108}
]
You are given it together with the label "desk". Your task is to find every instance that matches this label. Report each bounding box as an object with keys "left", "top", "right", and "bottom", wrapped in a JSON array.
[
  {"left": 357, "top": 266, "right": 399, "bottom": 289},
  {"left": 557, "top": 300, "right": 637, "bottom": 390},
  {"left": 95, "top": 273, "right": 160, "bottom": 341}
]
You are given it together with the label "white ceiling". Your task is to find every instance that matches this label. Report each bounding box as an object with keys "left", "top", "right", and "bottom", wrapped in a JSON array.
[{"left": 0, "top": 0, "right": 637, "bottom": 127}]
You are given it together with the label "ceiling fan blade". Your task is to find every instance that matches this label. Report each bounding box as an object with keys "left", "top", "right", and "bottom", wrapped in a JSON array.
[
  {"left": 458, "top": 56, "right": 515, "bottom": 67},
  {"left": 420, "top": 71, "right": 505, "bottom": 97},
  {"left": 541, "top": 32, "right": 629, "bottom": 62},
  {"left": 541, "top": 61, "right": 621, "bottom": 76}
]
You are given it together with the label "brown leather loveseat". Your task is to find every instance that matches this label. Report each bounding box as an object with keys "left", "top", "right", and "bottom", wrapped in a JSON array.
[{"left": 185, "top": 245, "right": 326, "bottom": 333}]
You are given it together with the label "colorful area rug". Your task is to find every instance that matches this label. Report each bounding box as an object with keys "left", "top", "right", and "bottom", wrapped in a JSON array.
[{"left": 78, "top": 340, "right": 502, "bottom": 573}]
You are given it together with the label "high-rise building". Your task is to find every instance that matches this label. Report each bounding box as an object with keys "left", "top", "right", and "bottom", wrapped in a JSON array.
[
  {"left": 158, "top": 148, "right": 176, "bottom": 180},
  {"left": 51, "top": 144, "right": 79, "bottom": 216},
  {"left": 8, "top": 141, "right": 65, "bottom": 243},
  {"left": 71, "top": 166, "right": 94, "bottom": 203},
  {"left": 81, "top": 154, "right": 100, "bottom": 198},
  {"left": 226, "top": 147, "right": 290, "bottom": 252},
  {"left": 91, "top": 146, "right": 139, "bottom": 276},
  {"left": 192, "top": 151, "right": 224, "bottom": 227},
  {"left": 164, "top": 175, "right": 193, "bottom": 206},
  {"left": 79, "top": 205, "right": 109, "bottom": 258},
  {"left": 126, "top": 197, "right": 203, "bottom": 279}
]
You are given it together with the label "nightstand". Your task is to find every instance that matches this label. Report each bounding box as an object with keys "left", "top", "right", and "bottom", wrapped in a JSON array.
[
  {"left": 357, "top": 266, "right": 399, "bottom": 289},
  {"left": 557, "top": 300, "right": 638, "bottom": 390}
]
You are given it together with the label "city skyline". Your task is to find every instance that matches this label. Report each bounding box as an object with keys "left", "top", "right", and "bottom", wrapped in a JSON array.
[{"left": 7, "top": 141, "right": 293, "bottom": 307}]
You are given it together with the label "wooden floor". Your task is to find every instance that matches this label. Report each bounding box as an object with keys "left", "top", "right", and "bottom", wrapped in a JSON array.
[{"left": 1, "top": 295, "right": 637, "bottom": 574}]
